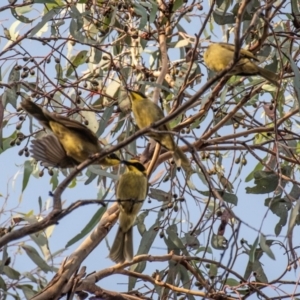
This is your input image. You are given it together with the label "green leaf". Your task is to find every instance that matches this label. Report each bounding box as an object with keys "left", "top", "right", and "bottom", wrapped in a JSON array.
[
  {"left": 259, "top": 234, "right": 275, "bottom": 260},
  {"left": 148, "top": 0, "right": 158, "bottom": 23},
  {"left": 195, "top": 246, "right": 213, "bottom": 254},
  {"left": 23, "top": 272, "right": 37, "bottom": 283},
  {"left": 133, "top": 4, "right": 148, "bottom": 30},
  {"left": 0, "top": 96, "right": 2, "bottom": 149},
  {"left": 65, "top": 206, "right": 106, "bottom": 248},
  {"left": 68, "top": 177, "right": 77, "bottom": 188},
  {"left": 2, "top": 66, "right": 20, "bottom": 109},
  {"left": 285, "top": 52, "right": 300, "bottom": 113},
  {"left": 225, "top": 278, "right": 240, "bottom": 287},
  {"left": 0, "top": 276, "right": 6, "bottom": 291},
  {"left": 97, "top": 105, "right": 114, "bottom": 137},
  {"left": 10, "top": 8, "right": 32, "bottom": 23},
  {"left": 287, "top": 199, "right": 300, "bottom": 236},
  {"left": 249, "top": 236, "right": 259, "bottom": 263},
  {"left": 198, "top": 190, "right": 238, "bottom": 205},
  {"left": 179, "top": 265, "right": 196, "bottom": 300},
  {"left": 172, "top": 0, "right": 184, "bottom": 12},
  {"left": 136, "top": 211, "right": 149, "bottom": 235},
  {"left": 285, "top": 183, "right": 300, "bottom": 202},
  {"left": 245, "top": 160, "right": 265, "bottom": 182},
  {"left": 55, "top": 63, "right": 64, "bottom": 84},
  {"left": 0, "top": 245, "right": 9, "bottom": 273},
  {"left": 66, "top": 50, "right": 88, "bottom": 77},
  {"left": 87, "top": 166, "right": 119, "bottom": 180},
  {"left": 208, "top": 263, "right": 218, "bottom": 278},
  {"left": 16, "top": 285, "right": 36, "bottom": 300},
  {"left": 245, "top": 170, "right": 278, "bottom": 194},
  {"left": 38, "top": 196, "right": 42, "bottom": 213},
  {"left": 21, "top": 245, "right": 52, "bottom": 273},
  {"left": 50, "top": 169, "right": 59, "bottom": 190},
  {"left": 3, "top": 266, "right": 20, "bottom": 280},
  {"left": 265, "top": 196, "right": 290, "bottom": 236},
  {"left": 182, "top": 232, "right": 200, "bottom": 249},
  {"left": 252, "top": 260, "right": 268, "bottom": 283},
  {"left": 34, "top": 0, "right": 61, "bottom": 3},
  {"left": 28, "top": 9, "right": 58, "bottom": 37},
  {"left": 129, "top": 211, "right": 162, "bottom": 290},
  {"left": 213, "top": 9, "right": 235, "bottom": 25},
  {"left": 22, "top": 160, "right": 33, "bottom": 193},
  {"left": 173, "top": 39, "right": 191, "bottom": 48},
  {"left": 148, "top": 188, "right": 172, "bottom": 202},
  {"left": 81, "top": 110, "right": 99, "bottom": 133},
  {"left": 30, "top": 231, "right": 50, "bottom": 260},
  {"left": 165, "top": 225, "right": 189, "bottom": 256},
  {"left": 84, "top": 169, "right": 97, "bottom": 185}
]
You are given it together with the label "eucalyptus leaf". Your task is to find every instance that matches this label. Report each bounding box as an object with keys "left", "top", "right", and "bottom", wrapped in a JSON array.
[
  {"left": 21, "top": 245, "right": 53, "bottom": 273},
  {"left": 249, "top": 236, "right": 259, "bottom": 263},
  {"left": 129, "top": 211, "right": 162, "bottom": 290},
  {"left": 259, "top": 235, "right": 275, "bottom": 260},
  {"left": 28, "top": 9, "right": 58, "bottom": 37},
  {"left": 66, "top": 206, "right": 106, "bottom": 248},
  {"left": 22, "top": 160, "right": 33, "bottom": 193}
]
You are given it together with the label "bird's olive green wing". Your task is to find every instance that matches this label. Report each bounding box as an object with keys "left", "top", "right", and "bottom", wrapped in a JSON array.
[
  {"left": 21, "top": 99, "right": 99, "bottom": 146},
  {"left": 47, "top": 113, "right": 100, "bottom": 146},
  {"left": 20, "top": 99, "right": 52, "bottom": 129},
  {"left": 218, "top": 43, "right": 259, "bottom": 61},
  {"left": 144, "top": 100, "right": 171, "bottom": 131}
]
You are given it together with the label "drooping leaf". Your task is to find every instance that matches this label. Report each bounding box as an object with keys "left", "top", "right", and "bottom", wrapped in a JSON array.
[
  {"left": 259, "top": 235, "right": 275, "bottom": 260},
  {"left": 129, "top": 211, "right": 162, "bottom": 290},
  {"left": 3, "top": 266, "right": 20, "bottom": 280},
  {"left": 252, "top": 260, "right": 268, "bottom": 283},
  {"left": 213, "top": 9, "right": 235, "bottom": 25},
  {"left": 148, "top": 188, "right": 172, "bottom": 202},
  {"left": 249, "top": 236, "right": 259, "bottom": 263},
  {"left": 21, "top": 245, "right": 53, "bottom": 273},
  {"left": 2, "top": 65, "right": 20, "bottom": 109},
  {"left": 66, "top": 206, "right": 106, "bottom": 248},
  {"left": 287, "top": 199, "right": 300, "bottom": 236},
  {"left": 66, "top": 50, "right": 88, "bottom": 77},
  {"left": 16, "top": 285, "right": 36, "bottom": 300},
  {"left": 265, "top": 196, "right": 290, "bottom": 236},
  {"left": 245, "top": 171, "right": 278, "bottom": 194},
  {"left": 22, "top": 160, "right": 33, "bottom": 193},
  {"left": 198, "top": 190, "right": 238, "bottom": 205},
  {"left": 28, "top": 9, "right": 58, "bottom": 37},
  {"left": 208, "top": 263, "right": 218, "bottom": 278}
]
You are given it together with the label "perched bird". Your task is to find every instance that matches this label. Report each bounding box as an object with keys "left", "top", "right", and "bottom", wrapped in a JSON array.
[
  {"left": 127, "top": 89, "right": 193, "bottom": 178},
  {"left": 203, "top": 43, "right": 280, "bottom": 87},
  {"left": 109, "top": 159, "right": 148, "bottom": 263},
  {"left": 20, "top": 98, "right": 120, "bottom": 168}
]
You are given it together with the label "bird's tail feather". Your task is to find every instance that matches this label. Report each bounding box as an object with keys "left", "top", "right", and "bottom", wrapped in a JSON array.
[
  {"left": 20, "top": 99, "right": 51, "bottom": 128},
  {"left": 257, "top": 66, "right": 279, "bottom": 87},
  {"left": 124, "top": 227, "right": 133, "bottom": 262},
  {"left": 109, "top": 227, "right": 126, "bottom": 264},
  {"left": 30, "top": 135, "right": 77, "bottom": 168}
]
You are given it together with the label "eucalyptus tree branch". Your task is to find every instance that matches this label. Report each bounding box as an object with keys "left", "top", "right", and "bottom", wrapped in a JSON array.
[
  {"left": 91, "top": 253, "right": 269, "bottom": 299},
  {"left": 31, "top": 203, "right": 119, "bottom": 300}
]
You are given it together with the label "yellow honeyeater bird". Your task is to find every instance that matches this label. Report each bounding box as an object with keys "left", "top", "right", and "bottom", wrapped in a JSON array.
[
  {"left": 203, "top": 43, "right": 280, "bottom": 87},
  {"left": 127, "top": 89, "right": 193, "bottom": 178},
  {"left": 109, "top": 159, "right": 148, "bottom": 264},
  {"left": 20, "top": 99, "right": 120, "bottom": 168}
]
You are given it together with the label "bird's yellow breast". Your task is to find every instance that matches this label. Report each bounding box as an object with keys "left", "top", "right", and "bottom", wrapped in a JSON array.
[{"left": 204, "top": 44, "right": 235, "bottom": 72}]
